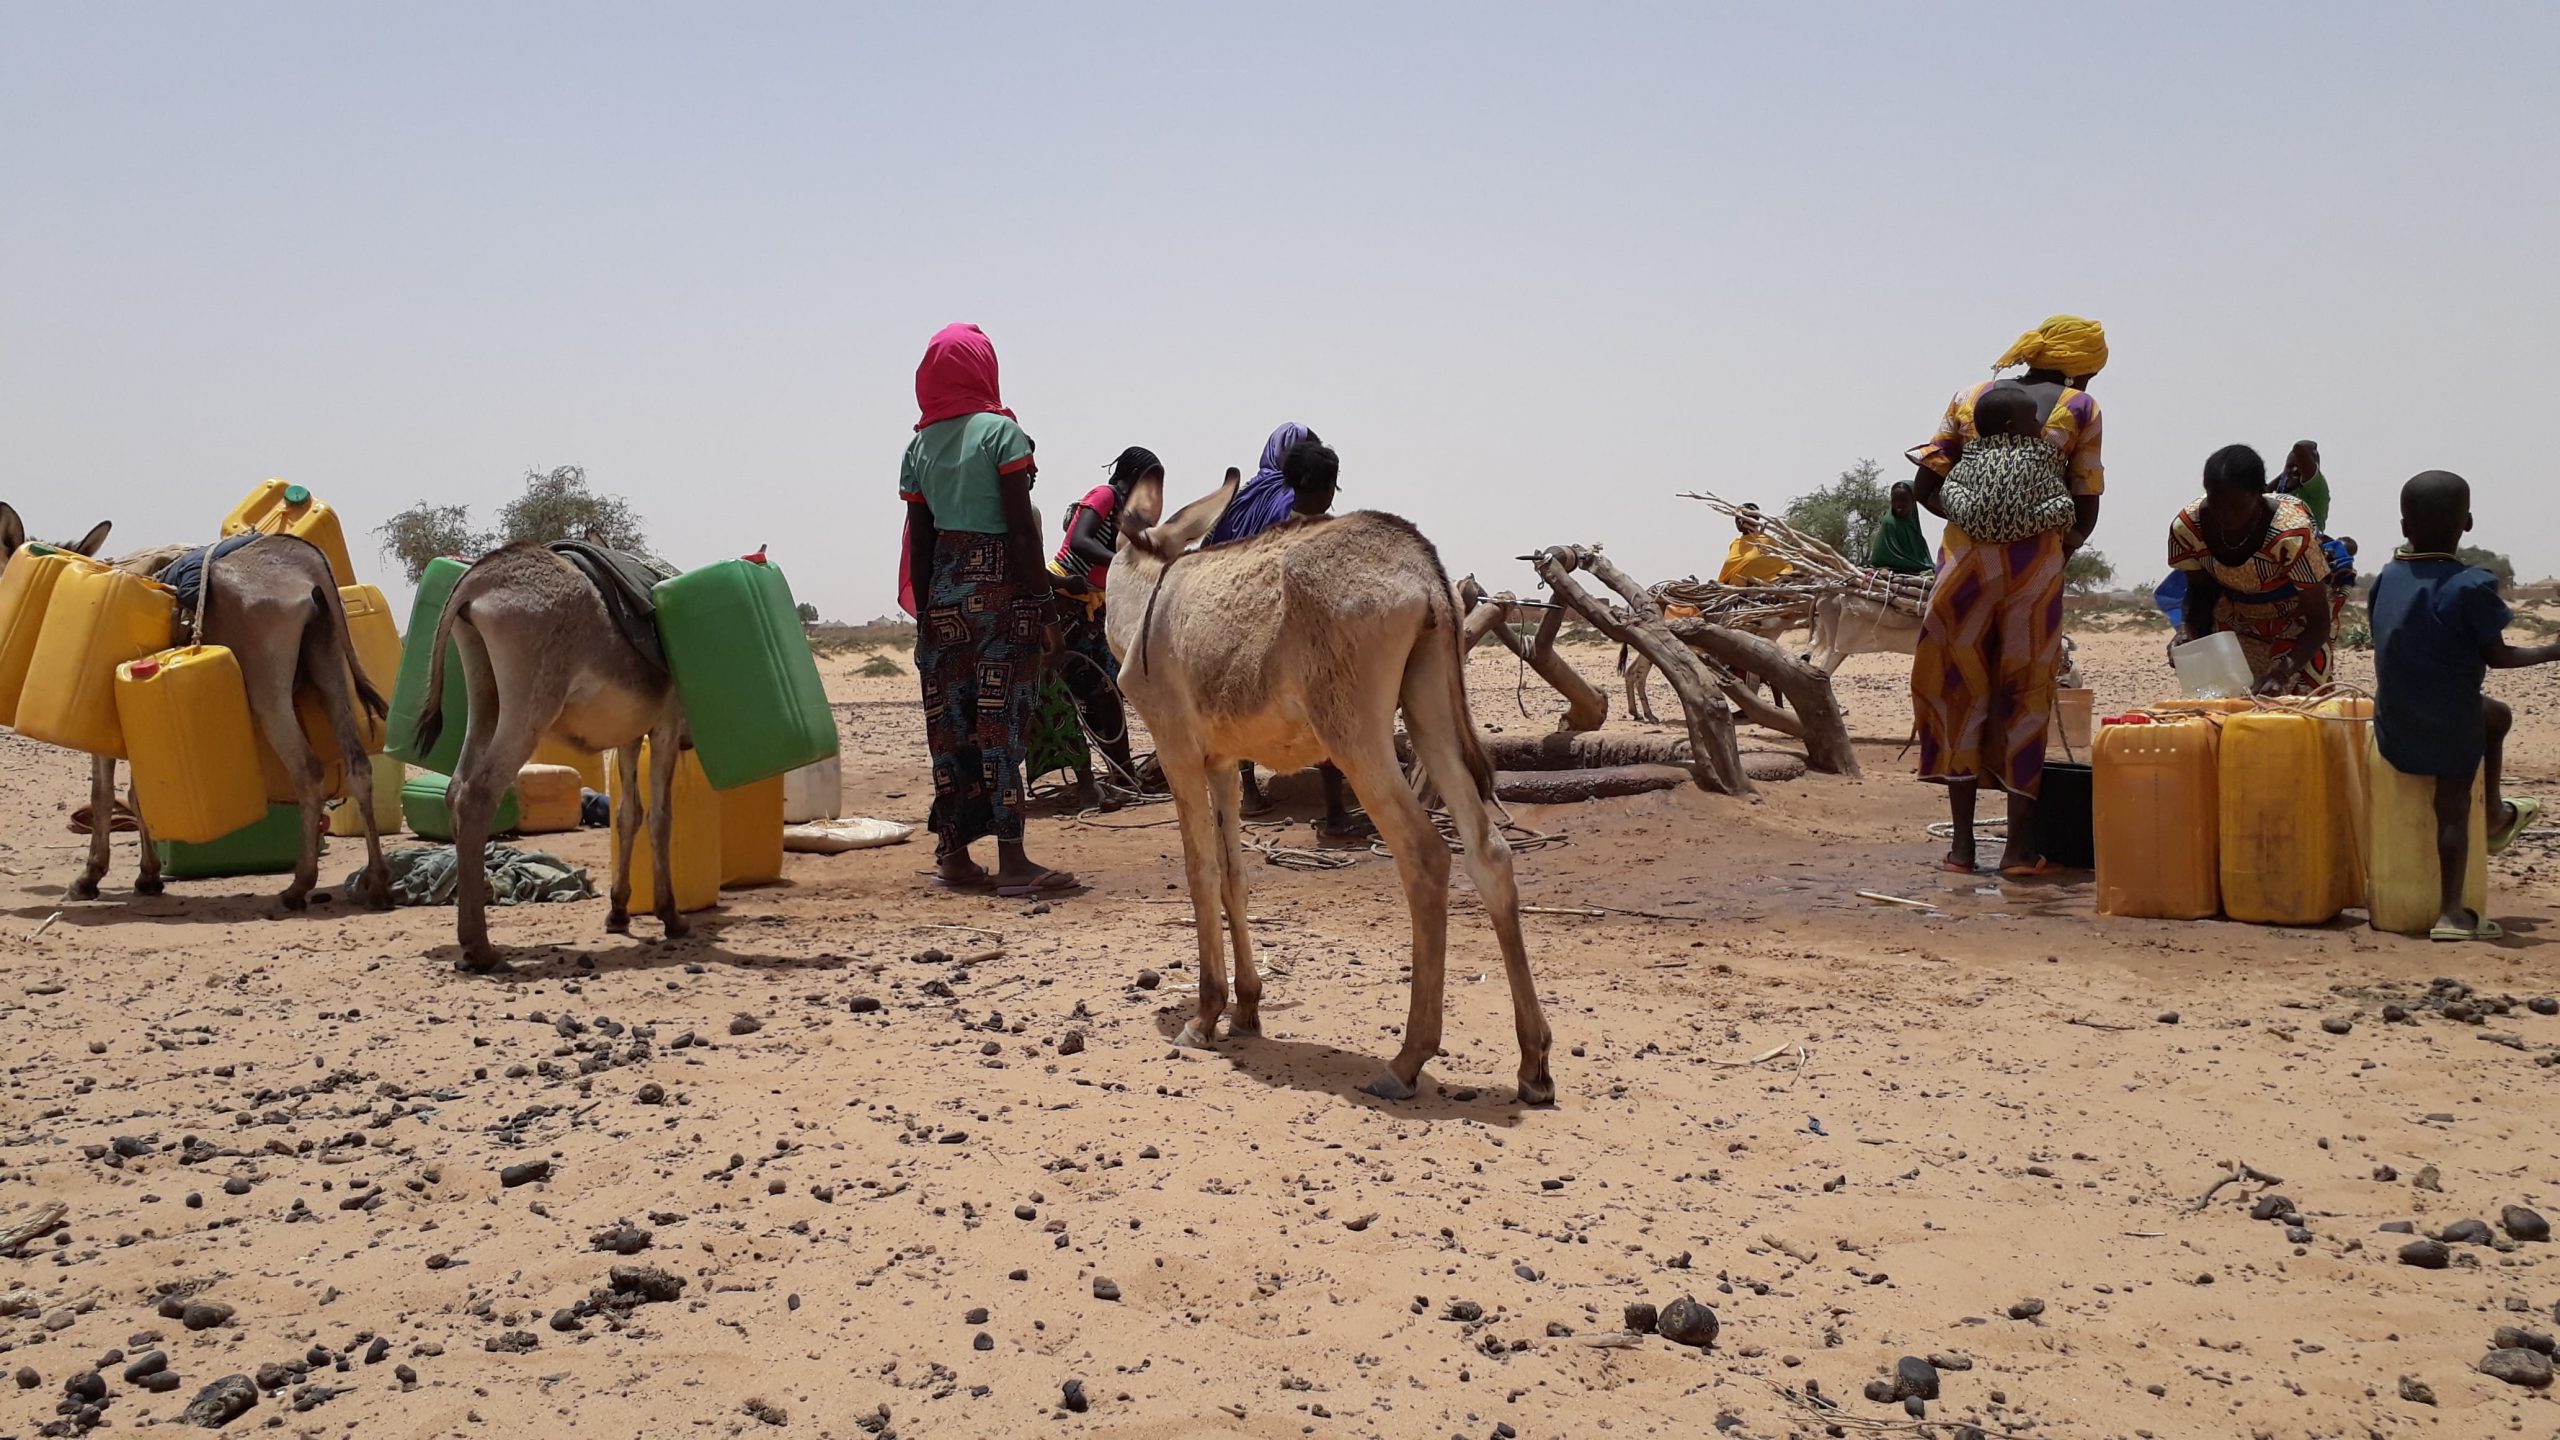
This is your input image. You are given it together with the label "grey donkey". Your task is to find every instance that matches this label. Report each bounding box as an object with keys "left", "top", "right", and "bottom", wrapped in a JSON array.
[
  {"left": 408, "top": 542, "right": 685, "bottom": 971},
  {"left": 0, "top": 503, "right": 393, "bottom": 910},
  {"left": 1104, "top": 470, "right": 1555, "bottom": 1105}
]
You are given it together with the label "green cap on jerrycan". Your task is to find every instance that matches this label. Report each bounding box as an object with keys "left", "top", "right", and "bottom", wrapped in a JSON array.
[{"left": 283, "top": 485, "right": 311, "bottom": 505}]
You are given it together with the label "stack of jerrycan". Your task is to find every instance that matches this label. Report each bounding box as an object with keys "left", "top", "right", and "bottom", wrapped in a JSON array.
[
  {"left": 0, "top": 545, "right": 109, "bottom": 726},
  {"left": 653, "top": 549, "right": 836, "bottom": 892},
  {"left": 610, "top": 739, "right": 722, "bottom": 913},
  {"left": 402, "top": 772, "right": 519, "bottom": 842},
  {"left": 155, "top": 805, "right": 305, "bottom": 879},
  {"left": 2094, "top": 714, "right": 2222, "bottom": 919},
  {"left": 388, "top": 556, "right": 469, "bottom": 773},
  {"left": 16, "top": 564, "right": 178, "bottom": 758}
]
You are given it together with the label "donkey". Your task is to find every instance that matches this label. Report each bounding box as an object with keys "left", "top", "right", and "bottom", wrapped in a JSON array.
[
  {"left": 409, "top": 543, "right": 684, "bottom": 971},
  {"left": 1105, "top": 471, "right": 1554, "bottom": 1104},
  {"left": 0, "top": 504, "right": 393, "bottom": 909}
]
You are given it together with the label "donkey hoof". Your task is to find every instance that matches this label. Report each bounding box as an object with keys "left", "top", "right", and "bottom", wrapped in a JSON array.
[
  {"left": 278, "top": 889, "right": 310, "bottom": 913},
  {"left": 604, "top": 910, "right": 631, "bottom": 935},
  {"left": 1226, "top": 1016, "right": 1262, "bottom": 1040},
  {"left": 1517, "top": 1074, "right": 1558, "bottom": 1107},
  {"left": 70, "top": 878, "right": 100, "bottom": 901},
  {"left": 661, "top": 915, "right": 691, "bottom": 941},
  {"left": 1360, "top": 1073, "right": 1419, "bottom": 1102},
  {"left": 456, "top": 949, "right": 506, "bottom": 975},
  {"left": 133, "top": 878, "right": 165, "bottom": 897},
  {"left": 1173, "top": 1022, "right": 1218, "bottom": 1051}
]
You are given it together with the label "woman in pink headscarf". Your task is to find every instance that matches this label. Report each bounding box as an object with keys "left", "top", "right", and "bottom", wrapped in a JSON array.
[{"left": 899, "top": 323, "right": 1075, "bottom": 895}]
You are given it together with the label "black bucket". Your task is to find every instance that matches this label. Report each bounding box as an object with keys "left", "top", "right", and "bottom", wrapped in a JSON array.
[{"left": 2036, "top": 761, "right": 2095, "bottom": 870}]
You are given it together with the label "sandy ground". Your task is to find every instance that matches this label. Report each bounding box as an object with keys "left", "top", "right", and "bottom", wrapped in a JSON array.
[{"left": 8, "top": 631, "right": 2560, "bottom": 1439}]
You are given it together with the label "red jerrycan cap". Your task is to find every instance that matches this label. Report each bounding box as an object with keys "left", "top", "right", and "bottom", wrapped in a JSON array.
[
  {"left": 742, "top": 545, "right": 769, "bottom": 565},
  {"left": 129, "top": 659, "right": 162, "bottom": 680}
]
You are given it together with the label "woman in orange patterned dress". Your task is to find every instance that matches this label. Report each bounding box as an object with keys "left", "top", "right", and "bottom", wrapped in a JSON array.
[
  {"left": 2166, "top": 444, "right": 2336, "bottom": 696},
  {"left": 1906, "top": 315, "right": 2109, "bottom": 877}
]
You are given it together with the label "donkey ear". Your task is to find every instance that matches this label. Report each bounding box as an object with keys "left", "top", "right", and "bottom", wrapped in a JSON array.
[
  {"left": 1151, "top": 468, "right": 1242, "bottom": 553},
  {"left": 69, "top": 521, "right": 111, "bottom": 557},
  {"left": 1121, "top": 469, "right": 1167, "bottom": 539},
  {"left": 0, "top": 504, "right": 22, "bottom": 561}
]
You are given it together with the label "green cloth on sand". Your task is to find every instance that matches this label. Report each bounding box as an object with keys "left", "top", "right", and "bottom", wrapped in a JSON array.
[
  {"left": 344, "top": 845, "right": 599, "bottom": 907},
  {"left": 1869, "top": 510, "right": 1936, "bottom": 575}
]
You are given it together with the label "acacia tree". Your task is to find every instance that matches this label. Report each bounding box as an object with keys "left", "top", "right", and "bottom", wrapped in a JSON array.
[
  {"left": 374, "top": 502, "right": 485, "bottom": 585},
  {"left": 494, "top": 465, "right": 649, "bottom": 553},
  {"left": 372, "top": 465, "right": 653, "bottom": 583},
  {"left": 2064, "top": 548, "right": 2115, "bottom": 594},
  {"left": 1784, "top": 459, "right": 1889, "bottom": 560}
]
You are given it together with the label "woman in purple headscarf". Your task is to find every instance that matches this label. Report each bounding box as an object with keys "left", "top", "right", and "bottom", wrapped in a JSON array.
[{"left": 1207, "top": 422, "right": 1321, "bottom": 546}]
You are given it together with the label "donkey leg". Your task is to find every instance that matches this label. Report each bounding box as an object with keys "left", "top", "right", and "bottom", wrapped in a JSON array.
[
  {"left": 1330, "top": 730, "right": 1450, "bottom": 1100},
  {"left": 1156, "top": 748, "right": 1229, "bottom": 1050},
  {"left": 1408, "top": 721, "right": 1553, "bottom": 1105},
  {"left": 310, "top": 624, "right": 391, "bottom": 908},
  {"left": 644, "top": 719, "right": 687, "bottom": 941},
  {"left": 447, "top": 623, "right": 522, "bottom": 969},
  {"left": 73, "top": 758, "right": 115, "bottom": 899},
  {"left": 129, "top": 769, "right": 163, "bottom": 896},
  {"left": 1206, "top": 759, "right": 1262, "bottom": 1039},
  {"left": 606, "top": 746, "right": 641, "bottom": 934},
  {"left": 241, "top": 680, "right": 328, "bottom": 911}
]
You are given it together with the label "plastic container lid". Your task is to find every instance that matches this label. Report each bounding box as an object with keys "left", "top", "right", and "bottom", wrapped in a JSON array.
[
  {"left": 284, "top": 485, "right": 311, "bottom": 505},
  {"left": 129, "top": 659, "right": 162, "bottom": 680}
]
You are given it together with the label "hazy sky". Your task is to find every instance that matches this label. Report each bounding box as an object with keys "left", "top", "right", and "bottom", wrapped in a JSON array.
[{"left": 8, "top": 3, "right": 2557, "bottom": 621}]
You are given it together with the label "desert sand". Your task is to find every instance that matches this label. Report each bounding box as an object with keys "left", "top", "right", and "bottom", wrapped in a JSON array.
[{"left": 7, "top": 630, "right": 2560, "bottom": 1439}]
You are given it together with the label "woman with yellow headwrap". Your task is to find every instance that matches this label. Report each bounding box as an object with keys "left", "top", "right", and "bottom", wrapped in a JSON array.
[{"left": 1903, "top": 315, "right": 2110, "bottom": 877}]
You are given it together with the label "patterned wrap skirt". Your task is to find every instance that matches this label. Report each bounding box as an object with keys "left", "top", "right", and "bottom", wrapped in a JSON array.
[
  {"left": 1910, "top": 528, "right": 2067, "bottom": 797},
  {"left": 917, "top": 533, "right": 1046, "bottom": 850}
]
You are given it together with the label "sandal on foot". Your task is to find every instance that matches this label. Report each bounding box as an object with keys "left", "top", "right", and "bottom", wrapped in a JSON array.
[
  {"left": 995, "top": 868, "right": 1078, "bottom": 898},
  {"left": 2489, "top": 797, "right": 2540, "bottom": 854},
  {"left": 2430, "top": 916, "right": 2505, "bottom": 942},
  {"left": 1939, "top": 858, "right": 1978, "bottom": 875},
  {"left": 1999, "top": 858, "right": 2066, "bottom": 879}
]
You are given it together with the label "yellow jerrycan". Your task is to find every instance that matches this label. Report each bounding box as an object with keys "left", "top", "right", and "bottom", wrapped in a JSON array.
[
  {"left": 0, "top": 545, "right": 108, "bottom": 725},
  {"left": 2094, "top": 717, "right": 2221, "bottom": 919},
  {"left": 514, "top": 763, "right": 585, "bottom": 834},
  {"left": 329, "top": 754, "right": 407, "bottom": 838},
  {"left": 113, "top": 647, "right": 270, "bottom": 845},
  {"left": 2219, "top": 710, "right": 2353, "bottom": 925},
  {"left": 16, "top": 566, "right": 177, "bottom": 757},
  {"left": 2366, "top": 734, "right": 2488, "bottom": 934},
  {"left": 718, "top": 774, "right": 786, "bottom": 889},
  {"left": 2314, "top": 697, "right": 2373, "bottom": 909},
  {"left": 335, "top": 584, "right": 403, "bottom": 749},
  {"left": 609, "top": 740, "right": 722, "bottom": 914},
  {"left": 222, "top": 480, "right": 358, "bottom": 587}
]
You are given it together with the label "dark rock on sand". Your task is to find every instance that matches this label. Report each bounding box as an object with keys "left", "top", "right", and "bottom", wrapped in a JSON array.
[
  {"left": 1623, "top": 1302, "right": 1658, "bottom": 1335},
  {"left": 2480, "top": 1348, "right": 2554, "bottom": 1388},
  {"left": 2503, "top": 1206, "right": 2551, "bottom": 1243},
  {"left": 1893, "top": 1356, "right": 1940, "bottom": 1401},
  {"left": 181, "top": 1374, "right": 258, "bottom": 1428},
  {"left": 2438, "top": 1219, "right": 2493, "bottom": 1245},
  {"left": 2397, "top": 1239, "right": 2451, "bottom": 1268},
  {"left": 1656, "top": 1297, "right": 1719, "bottom": 1348}
]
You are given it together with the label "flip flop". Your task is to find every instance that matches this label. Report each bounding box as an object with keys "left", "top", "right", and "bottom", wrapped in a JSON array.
[
  {"left": 995, "top": 868, "right": 1078, "bottom": 898},
  {"left": 2430, "top": 916, "right": 2505, "bottom": 943},
  {"left": 1999, "top": 858, "right": 2067, "bottom": 879},
  {"left": 67, "top": 803, "right": 141, "bottom": 836},
  {"left": 1939, "top": 858, "right": 1978, "bottom": 875},
  {"left": 2489, "top": 797, "right": 2540, "bottom": 855},
  {"left": 926, "top": 867, "right": 994, "bottom": 892}
]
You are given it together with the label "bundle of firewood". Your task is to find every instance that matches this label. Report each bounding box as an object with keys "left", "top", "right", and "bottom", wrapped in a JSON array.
[{"left": 1678, "top": 491, "right": 1934, "bottom": 617}]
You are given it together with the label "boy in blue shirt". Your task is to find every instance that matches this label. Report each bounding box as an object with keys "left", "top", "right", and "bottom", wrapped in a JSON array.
[{"left": 2368, "top": 470, "right": 2558, "bottom": 940}]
